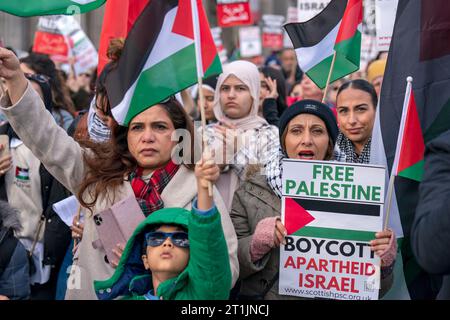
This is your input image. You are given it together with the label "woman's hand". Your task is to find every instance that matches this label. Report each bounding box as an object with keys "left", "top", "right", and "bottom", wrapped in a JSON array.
[
  {"left": 110, "top": 243, "right": 125, "bottom": 268},
  {"left": 264, "top": 76, "right": 278, "bottom": 100},
  {"left": 0, "top": 47, "right": 27, "bottom": 104},
  {"left": 370, "top": 229, "right": 397, "bottom": 267},
  {"left": 273, "top": 218, "right": 287, "bottom": 247},
  {"left": 0, "top": 295, "right": 9, "bottom": 300},
  {"left": 0, "top": 145, "right": 12, "bottom": 176},
  {"left": 214, "top": 121, "right": 239, "bottom": 165},
  {"left": 71, "top": 215, "right": 84, "bottom": 254}
]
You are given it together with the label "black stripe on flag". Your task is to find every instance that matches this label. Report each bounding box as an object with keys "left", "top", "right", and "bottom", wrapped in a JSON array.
[
  {"left": 106, "top": 0, "right": 179, "bottom": 108},
  {"left": 284, "top": 0, "right": 347, "bottom": 48},
  {"left": 292, "top": 198, "right": 381, "bottom": 217}
]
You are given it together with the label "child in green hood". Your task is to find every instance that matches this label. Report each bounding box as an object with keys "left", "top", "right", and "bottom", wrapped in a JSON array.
[{"left": 94, "top": 152, "right": 232, "bottom": 300}]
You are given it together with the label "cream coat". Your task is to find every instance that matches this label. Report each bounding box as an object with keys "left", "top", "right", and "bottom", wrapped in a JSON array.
[{"left": 1, "top": 83, "right": 239, "bottom": 300}]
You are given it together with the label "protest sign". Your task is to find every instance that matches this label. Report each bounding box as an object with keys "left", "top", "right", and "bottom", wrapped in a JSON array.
[
  {"left": 279, "top": 159, "right": 385, "bottom": 300},
  {"left": 262, "top": 15, "right": 285, "bottom": 50},
  {"left": 375, "top": 0, "right": 399, "bottom": 51},
  {"left": 33, "top": 15, "right": 98, "bottom": 76},
  {"left": 217, "top": 0, "right": 252, "bottom": 28},
  {"left": 239, "top": 26, "right": 261, "bottom": 58},
  {"left": 297, "top": 0, "right": 331, "bottom": 22}
]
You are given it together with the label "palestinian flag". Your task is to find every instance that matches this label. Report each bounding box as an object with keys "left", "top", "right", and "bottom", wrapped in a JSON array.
[
  {"left": 106, "top": 0, "right": 222, "bottom": 126},
  {"left": 370, "top": 0, "right": 450, "bottom": 299},
  {"left": 15, "top": 167, "right": 30, "bottom": 181},
  {"left": 97, "top": 0, "right": 149, "bottom": 75},
  {"left": 0, "top": 0, "right": 105, "bottom": 17},
  {"left": 284, "top": 197, "right": 381, "bottom": 241},
  {"left": 284, "top": 0, "right": 362, "bottom": 89},
  {"left": 391, "top": 83, "right": 424, "bottom": 182}
]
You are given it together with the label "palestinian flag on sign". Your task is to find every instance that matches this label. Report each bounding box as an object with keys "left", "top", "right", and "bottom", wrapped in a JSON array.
[
  {"left": 370, "top": 0, "right": 450, "bottom": 299},
  {"left": 284, "top": 197, "right": 381, "bottom": 241},
  {"left": 0, "top": 0, "right": 105, "bottom": 17},
  {"left": 284, "top": 0, "right": 362, "bottom": 89},
  {"left": 106, "top": 0, "right": 222, "bottom": 126},
  {"left": 15, "top": 167, "right": 30, "bottom": 181}
]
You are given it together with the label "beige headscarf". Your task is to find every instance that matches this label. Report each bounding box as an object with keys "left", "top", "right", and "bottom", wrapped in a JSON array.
[{"left": 213, "top": 60, "right": 268, "bottom": 130}]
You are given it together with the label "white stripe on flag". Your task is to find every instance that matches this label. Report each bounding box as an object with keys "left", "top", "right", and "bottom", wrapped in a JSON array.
[
  {"left": 111, "top": 6, "right": 193, "bottom": 124},
  {"left": 191, "top": 0, "right": 203, "bottom": 77},
  {"left": 306, "top": 210, "right": 382, "bottom": 232},
  {"left": 294, "top": 21, "right": 341, "bottom": 72}
]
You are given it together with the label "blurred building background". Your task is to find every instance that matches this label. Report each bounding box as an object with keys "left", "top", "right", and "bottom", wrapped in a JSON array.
[{"left": 0, "top": 0, "right": 293, "bottom": 55}]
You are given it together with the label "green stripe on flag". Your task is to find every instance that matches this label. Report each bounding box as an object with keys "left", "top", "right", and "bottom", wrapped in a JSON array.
[
  {"left": 203, "top": 54, "right": 222, "bottom": 79},
  {"left": 292, "top": 226, "right": 375, "bottom": 242},
  {"left": 306, "top": 31, "right": 361, "bottom": 89},
  {"left": 126, "top": 44, "right": 198, "bottom": 125},
  {"left": 0, "top": 0, "right": 105, "bottom": 17},
  {"left": 398, "top": 160, "right": 424, "bottom": 182}
]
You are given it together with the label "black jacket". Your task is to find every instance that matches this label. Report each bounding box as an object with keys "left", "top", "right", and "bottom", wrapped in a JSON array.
[{"left": 411, "top": 129, "right": 450, "bottom": 299}]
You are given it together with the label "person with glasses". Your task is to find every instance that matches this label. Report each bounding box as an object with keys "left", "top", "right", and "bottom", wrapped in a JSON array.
[
  {"left": 94, "top": 152, "right": 231, "bottom": 300},
  {"left": 0, "top": 47, "right": 238, "bottom": 300}
]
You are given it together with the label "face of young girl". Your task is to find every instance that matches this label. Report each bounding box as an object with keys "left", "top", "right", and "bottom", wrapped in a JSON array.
[
  {"left": 219, "top": 75, "right": 253, "bottom": 119},
  {"left": 142, "top": 225, "right": 190, "bottom": 279}
]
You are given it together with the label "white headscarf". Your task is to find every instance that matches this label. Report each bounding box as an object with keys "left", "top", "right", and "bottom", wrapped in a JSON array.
[{"left": 213, "top": 60, "right": 268, "bottom": 130}]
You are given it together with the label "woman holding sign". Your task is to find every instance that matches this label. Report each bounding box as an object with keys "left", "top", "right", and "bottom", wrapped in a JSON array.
[
  {"left": 0, "top": 47, "right": 238, "bottom": 300},
  {"left": 231, "top": 99, "right": 396, "bottom": 299}
]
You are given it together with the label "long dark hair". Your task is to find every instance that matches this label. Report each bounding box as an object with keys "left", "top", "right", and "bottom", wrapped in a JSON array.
[
  {"left": 20, "top": 53, "right": 76, "bottom": 116},
  {"left": 336, "top": 79, "right": 378, "bottom": 108},
  {"left": 77, "top": 98, "right": 196, "bottom": 209}
]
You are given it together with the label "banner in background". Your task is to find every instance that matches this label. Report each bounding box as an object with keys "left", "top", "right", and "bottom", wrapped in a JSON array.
[
  {"left": 297, "top": 0, "right": 331, "bottom": 22},
  {"left": 262, "top": 15, "right": 285, "bottom": 50},
  {"left": 211, "top": 27, "right": 228, "bottom": 64},
  {"left": 375, "top": 0, "right": 399, "bottom": 52},
  {"left": 239, "top": 26, "right": 261, "bottom": 58},
  {"left": 33, "top": 15, "right": 97, "bottom": 75},
  {"left": 217, "top": 0, "right": 252, "bottom": 27}
]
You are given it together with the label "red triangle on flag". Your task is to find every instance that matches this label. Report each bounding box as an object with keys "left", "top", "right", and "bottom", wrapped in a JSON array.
[
  {"left": 284, "top": 197, "right": 315, "bottom": 235},
  {"left": 172, "top": 0, "right": 217, "bottom": 74},
  {"left": 397, "top": 91, "right": 425, "bottom": 173}
]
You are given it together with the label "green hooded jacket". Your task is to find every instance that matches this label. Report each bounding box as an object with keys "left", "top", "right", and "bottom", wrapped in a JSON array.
[{"left": 93, "top": 206, "right": 232, "bottom": 300}]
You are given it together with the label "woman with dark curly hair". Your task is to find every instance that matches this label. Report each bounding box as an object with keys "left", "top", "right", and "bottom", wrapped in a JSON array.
[{"left": 0, "top": 47, "right": 238, "bottom": 300}]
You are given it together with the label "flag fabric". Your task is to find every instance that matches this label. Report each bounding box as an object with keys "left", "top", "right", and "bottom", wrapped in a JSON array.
[
  {"left": 97, "top": 0, "right": 149, "bottom": 75},
  {"left": 370, "top": 0, "right": 450, "bottom": 299},
  {"left": 0, "top": 0, "right": 105, "bottom": 17},
  {"left": 284, "top": 0, "right": 362, "bottom": 89},
  {"left": 391, "top": 83, "right": 425, "bottom": 182},
  {"left": 106, "top": 0, "right": 222, "bottom": 126}
]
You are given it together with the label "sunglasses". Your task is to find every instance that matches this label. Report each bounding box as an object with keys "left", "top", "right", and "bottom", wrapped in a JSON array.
[{"left": 145, "top": 231, "right": 189, "bottom": 248}]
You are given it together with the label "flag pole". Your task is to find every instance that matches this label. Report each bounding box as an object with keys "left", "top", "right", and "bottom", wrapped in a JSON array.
[
  {"left": 383, "top": 76, "right": 414, "bottom": 230},
  {"left": 192, "top": 0, "right": 213, "bottom": 196},
  {"left": 322, "top": 51, "right": 337, "bottom": 103}
]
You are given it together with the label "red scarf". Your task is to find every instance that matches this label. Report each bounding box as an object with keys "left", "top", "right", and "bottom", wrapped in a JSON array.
[{"left": 130, "top": 160, "right": 180, "bottom": 216}]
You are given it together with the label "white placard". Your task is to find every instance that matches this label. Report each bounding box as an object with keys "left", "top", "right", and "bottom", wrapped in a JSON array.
[
  {"left": 375, "top": 0, "right": 399, "bottom": 52},
  {"left": 279, "top": 159, "right": 386, "bottom": 300},
  {"left": 239, "top": 26, "right": 262, "bottom": 57},
  {"left": 297, "top": 0, "right": 331, "bottom": 22}
]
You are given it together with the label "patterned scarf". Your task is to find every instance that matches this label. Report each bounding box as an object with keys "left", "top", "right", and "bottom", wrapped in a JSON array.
[
  {"left": 265, "top": 148, "right": 286, "bottom": 199},
  {"left": 130, "top": 160, "right": 180, "bottom": 217},
  {"left": 334, "top": 132, "right": 371, "bottom": 164}
]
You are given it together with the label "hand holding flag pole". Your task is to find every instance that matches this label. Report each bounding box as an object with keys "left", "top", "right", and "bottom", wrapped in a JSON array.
[
  {"left": 322, "top": 51, "right": 337, "bottom": 103},
  {"left": 192, "top": 0, "right": 213, "bottom": 196},
  {"left": 384, "top": 76, "right": 414, "bottom": 230}
]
